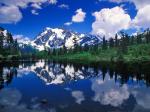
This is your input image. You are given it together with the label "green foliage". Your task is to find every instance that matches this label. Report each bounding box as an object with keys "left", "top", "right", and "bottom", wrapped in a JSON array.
[
  {"left": 35, "top": 29, "right": 150, "bottom": 63},
  {"left": 0, "top": 28, "right": 20, "bottom": 60},
  {"left": 1, "top": 26, "right": 150, "bottom": 63}
]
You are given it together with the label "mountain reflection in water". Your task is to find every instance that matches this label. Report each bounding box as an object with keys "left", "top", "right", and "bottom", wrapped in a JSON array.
[{"left": 0, "top": 60, "right": 150, "bottom": 112}]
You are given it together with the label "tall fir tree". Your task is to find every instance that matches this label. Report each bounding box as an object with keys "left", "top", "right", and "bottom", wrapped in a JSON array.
[
  {"left": 102, "top": 36, "right": 107, "bottom": 50},
  {"left": 115, "top": 34, "right": 119, "bottom": 47}
]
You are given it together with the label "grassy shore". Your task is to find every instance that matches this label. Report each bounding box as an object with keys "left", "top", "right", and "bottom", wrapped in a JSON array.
[
  {"left": 1, "top": 44, "right": 150, "bottom": 64},
  {"left": 46, "top": 44, "right": 150, "bottom": 63}
]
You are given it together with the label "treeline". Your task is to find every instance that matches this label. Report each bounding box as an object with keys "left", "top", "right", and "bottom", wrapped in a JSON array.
[
  {"left": 0, "top": 27, "right": 19, "bottom": 57},
  {"left": 44, "top": 29, "right": 150, "bottom": 56}
]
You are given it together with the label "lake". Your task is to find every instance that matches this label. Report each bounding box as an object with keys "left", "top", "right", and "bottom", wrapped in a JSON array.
[{"left": 0, "top": 60, "right": 150, "bottom": 112}]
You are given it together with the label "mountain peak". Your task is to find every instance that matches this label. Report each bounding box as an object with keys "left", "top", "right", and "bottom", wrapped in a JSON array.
[{"left": 32, "top": 27, "right": 102, "bottom": 51}]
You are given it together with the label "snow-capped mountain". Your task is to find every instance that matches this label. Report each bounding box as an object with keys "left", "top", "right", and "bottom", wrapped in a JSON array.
[
  {"left": 31, "top": 27, "right": 102, "bottom": 51},
  {"left": 0, "top": 27, "right": 15, "bottom": 49}
]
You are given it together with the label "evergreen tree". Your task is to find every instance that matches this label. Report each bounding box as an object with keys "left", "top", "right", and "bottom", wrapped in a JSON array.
[
  {"left": 120, "top": 32, "right": 128, "bottom": 53},
  {"left": 145, "top": 29, "right": 150, "bottom": 43},
  {"left": 13, "top": 39, "right": 19, "bottom": 54},
  {"left": 83, "top": 44, "right": 90, "bottom": 52},
  {"left": 73, "top": 36, "right": 79, "bottom": 53},
  {"left": 109, "top": 37, "right": 114, "bottom": 48},
  {"left": 115, "top": 34, "right": 119, "bottom": 47},
  {"left": 130, "top": 36, "right": 134, "bottom": 45},
  {"left": 102, "top": 36, "right": 107, "bottom": 50},
  {"left": 52, "top": 48, "right": 56, "bottom": 56},
  {"left": 62, "top": 44, "right": 67, "bottom": 54},
  {"left": 137, "top": 33, "right": 142, "bottom": 44},
  {"left": 48, "top": 49, "right": 52, "bottom": 55},
  {"left": 125, "top": 33, "right": 130, "bottom": 46},
  {"left": 0, "top": 34, "right": 3, "bottom": 52},
  {"left": 7, "top": 32, "right": 13, "bottom": 44}
]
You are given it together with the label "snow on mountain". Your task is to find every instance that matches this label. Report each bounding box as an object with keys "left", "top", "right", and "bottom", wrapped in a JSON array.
[
  {"left": 16, "top": 61, "right": 97, "bottom": 85},
  {"left": 0, "top": 26, "right": 102, "bottom": 52},
  {"left": 0, "top": 27, "right": 13, "bottom": 47},
  {"left": 32, "top": 27, "right": 102, "bottom": 51}
]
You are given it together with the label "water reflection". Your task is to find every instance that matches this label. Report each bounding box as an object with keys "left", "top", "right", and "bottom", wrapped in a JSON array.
[{"left": 0, "top": 61, "right": 150, "bottom": 112}]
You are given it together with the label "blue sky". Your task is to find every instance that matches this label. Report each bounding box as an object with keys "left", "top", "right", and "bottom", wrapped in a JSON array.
[{"left": 0, "top": 0, "right": 149, "bottom": 40}]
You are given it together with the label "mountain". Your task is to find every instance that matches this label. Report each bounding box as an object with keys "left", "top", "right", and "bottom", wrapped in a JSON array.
[
  {"left": 0, "top": 27, "right": 14, "bottom": 48},
  {"left": 31, "top": 27, "right": 102, "bottom": 51}
]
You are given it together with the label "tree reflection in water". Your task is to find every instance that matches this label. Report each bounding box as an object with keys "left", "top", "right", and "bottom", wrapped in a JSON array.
[
  {"left": 0, "top": 61, "right": 150, "bottom": 88},
  {"left": 0, "top": 61, "right": 150, "bottom": 112}
]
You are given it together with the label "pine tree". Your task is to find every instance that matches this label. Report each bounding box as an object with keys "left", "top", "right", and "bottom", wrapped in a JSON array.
[
  {"left": 63, "top": 44, "right": 67, "bottom": 54},
  {"left": 0, "top": 34, "right": 3, "bottom": 53},
  {"left": 73, "top": 36, "right": 79, "bottom": 53},
  {"left": 125, "top": 33, "right": 130, "bottom": 46},
  {"left": 109, "top": 37, "right": 114, "bottom": 48},
  {"left": 137, "top": 33, "right": 142, "bottom": 44},
  {"left": 145, "top": 29, "right": 150, "bottom": 43},
  {"left": 120, "top": 32, "right": 128, "bottom": 53},
  {"left": 7, "top": 32, "right": 13, "bottom": 44},
  {"left": 115, "top": 34, "right": 119, "bottom": 47},
  {"left": 102, "top": 36, "right": 107, "bottom": 50},
  {"left": 83, "top": 44, "right": 90, "bottom": 52},
  {"left": 13, "top": 39, "right": 18, "bottom": 54},
  {"left": 52, "top": 48, "right": 56, "bottom": 56},
  {"left": 130, "top": 36, "right": 134, "bottom": 45}
]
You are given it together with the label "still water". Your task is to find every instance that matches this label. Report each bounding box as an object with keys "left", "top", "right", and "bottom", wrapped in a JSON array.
[{"left": 0, "top": 60, "right": 150, "bottom": 112}]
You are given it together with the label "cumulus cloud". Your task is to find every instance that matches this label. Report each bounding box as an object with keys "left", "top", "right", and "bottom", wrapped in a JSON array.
[
  {"left": 31, "top": 3, "right": 42, "bottom": 9},
  {"left": 64, "top": 8, "right": 86, "bottom": 26},
  {"left": 72, "top": 8, "right": 86, "bottom": 23},
  {"left": 98, "top": 0, "right": 127, "bottom": 3},
  {"left": 0, "top": 0, "right": 57, "bottom": 24},
  {"left": 91, "top": 74, "right": 130, "bottom": 107},
  {"left": 100, "top": 0, "right": 150, "bottom": 30},
  {"left": 92, "top": 6, "right": 131, "bottom": 39},
  {"left": 131, "top": 86, "right": 150, "bottom": 109},
  {"left": 129, "top": 1, "right": 150, "bottom": 29},
  {"left": 0, "top": 5, "right": 22, "bottom": 24},
  {"left": 132, "top": 5, "right": 150, "bottom": 29},
  {"left": 99, "top": 0, "right": 150, "bottom": 9},
  {"left": 127, "top": 0, "right": 150, "bottom": 9},
  {"left": 72, "top": 91, "right": 85, "bottom": 104},
  {"left": 0, "top": 88, "right": 22, "bottom": 106},
  {"left": 31, "top": 10, "right": 39, "bottom": 15},
  {"left": 13, "top": 34, "right": 31, "bottom": 43},
  {"left": 58, "top": 4, "right": 69, "bottom": 9},
  {"left": 0, "top": 88, "right": 54, "bottom": 112},
  {"left": 48, "top": 0, "right": 57, "bottom": 5}
]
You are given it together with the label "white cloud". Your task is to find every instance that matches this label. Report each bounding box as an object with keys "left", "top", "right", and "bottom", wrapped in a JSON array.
[
  {"left": 132, "top": 5, "right": 150, "bottom": 29},
  {"left": 0, "top": 88, "right": 22, "bottom": 106},
  {"left": 128, "top": 0, "right": 150, "bottom": 9},
  {"left": 98, "top": 0, "right": 127, "bottom": 3},
  {"left": 72, "top": 8, "right": 86, "bottom": 23},
  {"left": 91, "top": 74, "right": 130, "bottom": 107},
  {"left": 99, "top": 0, "right": 150, "bottom": 9},
  {"left": 0, "top": 5, "right": 22, "bottom": 24},
  {"left": 131, "top": 87, "right": 150, "bottom": 109},
  {"left": 48, "top": 0, "right": 57, "bottom": 5},
  {"left": 92, "top": 6, "right": 131, "bottom": 39},
  {"left": 95, "top": 0, "right": 150, "bottom": 35},
  {"left": 64, "top": 8, "right": 86, "bottom": 26},
  {"left": 58, "top": 4, "right": 69, "bottom": 9},
  {"left": 31, "top": 3, "right": 42, "bottom": 9},
  {"left": 72, "top": 91, "right": 85, "bottom": 104},
  {"left": 13, "top": 34, "right": 31, "bottom": 43},
  {"left": 64, "top": 22, "right": 72, "bottom": 26},
  {"left": 31, "top": 10, "right": 39, "bottom": 15},
  {"left": 0, "top": 0, "right": 57, "bottom": 24},
  {"left": 0, "top": 88, "right": 54, "bottom": 112},
  {"left": 103, "top": 0, "right": 150, "bottom": 30}
]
